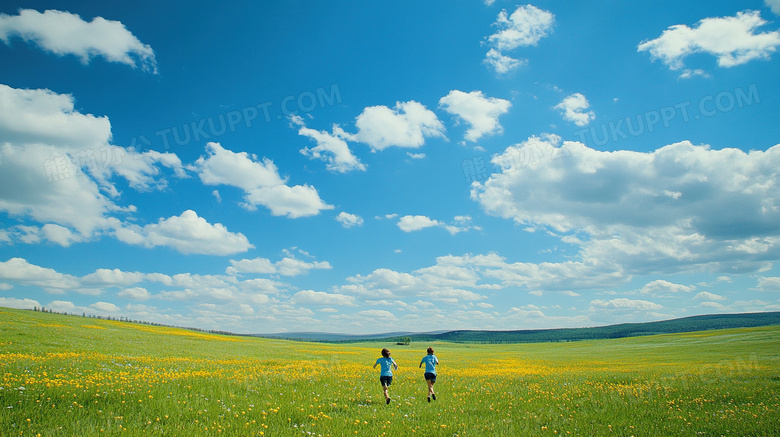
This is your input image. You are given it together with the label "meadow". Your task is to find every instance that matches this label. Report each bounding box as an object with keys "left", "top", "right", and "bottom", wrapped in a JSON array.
[{"left": 1, "top": 308, "right": 778, "bottom": 436}]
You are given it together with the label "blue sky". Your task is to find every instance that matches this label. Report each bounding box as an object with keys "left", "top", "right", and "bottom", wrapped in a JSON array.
[{"left": 1, "top": 1, "right": 780, "bottom": 334}]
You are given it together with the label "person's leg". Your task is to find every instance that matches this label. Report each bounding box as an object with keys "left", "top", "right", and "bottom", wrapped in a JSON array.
[{"left": 382, "top": 377, "right": 391, "bottom": 404}]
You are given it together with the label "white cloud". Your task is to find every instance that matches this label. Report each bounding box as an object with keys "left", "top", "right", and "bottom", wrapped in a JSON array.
[
  {"left": 678, "top": 68, "right": 711, "bottom": 79},
  {"left": 243, "top": 185, "right": 334, "bottom": 218},
  {"left": 590, "top": 298, "right": 663, "bottom": 311},
  {"left": 397, "top": 215, "right": 477, "bottom": 235},
  {"left": 756, "top": 276, "right": 780, "bottom": 292},
  {"left": 227, "top": 255, "right": 331, "bottom": 277},
  {"left": 193, "top": 142, "right": 333, "bottom": 218},
  {"left": 117, "top": 287, "right": 150, "bottom": 301},
  {"left": 4, "top": 224, "right": 84, "bottom": 247},
  {"left": 484, "top": 48, "right": 524, "bottom": 74},
  {"left": 227, "top": 257, "right": 276, "bottom": 275},
  {"left": 639, "top": 279, "right": 695, "bottom": 295},
  {"left": 472, "top": 137, "right": 780, "bottom": 275},
  {"left": 768, "top": 0, "right": 780, "bottom": 15},
  {"left": 275, "top": 257, "right": 332, "bottom": 277},
  {"left": 352, "top": 101, "right": 445, "bottom": 151},
  {"left": 398, "top": 215, "right": 441, "bottom": 232},
  {"left": 292, "top": 289, "right": 355, "bottom": 306},
  {"left": 336, "top": 212, "right": 363, "bottom": 228},
  {"left": 439, "top": 90, "right": 511, "bottom": 142},
  {"left": 554, "top": 93, "right": 595, "bottom": 127},
  {"left": 291, "top": 116, "right": 366, "bottom": 173},
  {"left": 0, "top": 9, "right": 157, "bottom": 73},
  {"left": 47, "top": 300, "right": 77, "bottom": 313},
  {"left": 0, "top": 297, "right": 40, "bottom": 309},
  {"left": 699, "top": 301, "right": 728, "bottom": 310},
  {"left": 484, "top": 5, "right": 554, "bottom": 73},
  {"left": 0, "top": 84, "right": 186, "bottom": 242},
  {"left": 488, "top": 5, "right": 555, "bottom": 51},
  {"left": 194, "top": 142, "right": 284, "bottom": 190},
  {"left": 343, "top": 259, "right": 490, "bottom": 305},
  {"left": 638, "top": 10, "right": 780, "bottom": 74},
  {"left": 81, "top": 268, "right": 147, "bottom": 286},
  {"left": 0, "top": 257, "right": 80, "bottom": 291},
  {"left": 0, "top": 84, "right": 111, "bottom": 149},
  {"left": 115, "top": 210, "right": 253, "bottom": 255},
  {"left": 694, "top": 291, "right": 726, "bottom": 301}
]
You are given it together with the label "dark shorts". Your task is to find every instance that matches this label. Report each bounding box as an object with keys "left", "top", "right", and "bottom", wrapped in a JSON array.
[
  {"left": 424, "top": 372, "right": 437, "bottom": 382},
  {"left": 380, "top": 376, "right": 393, "bottom": 386}
]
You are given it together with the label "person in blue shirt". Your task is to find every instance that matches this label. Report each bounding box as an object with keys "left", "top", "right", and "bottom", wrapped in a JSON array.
[
  {"left": 419, "top": 346, "right": 439, "bottom": 402},
  {"left": 373, "top": 348, "right": 398, "bottom": 405}
]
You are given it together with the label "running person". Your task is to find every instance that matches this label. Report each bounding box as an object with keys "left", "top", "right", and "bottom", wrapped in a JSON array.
[
  {"left": 419, "top": 347, "right": 439, "bottom": 402},
  {"left": 373, "top": 348, "right": 398, "bottom": 405}
]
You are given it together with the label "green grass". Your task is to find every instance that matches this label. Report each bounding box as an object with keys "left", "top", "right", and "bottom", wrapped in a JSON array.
[{"left": 1, "top": 307, "right": 779, "bottom": 436}]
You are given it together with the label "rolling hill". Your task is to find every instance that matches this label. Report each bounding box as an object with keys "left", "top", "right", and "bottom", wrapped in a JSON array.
[{"left": 256, "top": 311, "right": 780, "bottom": 343}]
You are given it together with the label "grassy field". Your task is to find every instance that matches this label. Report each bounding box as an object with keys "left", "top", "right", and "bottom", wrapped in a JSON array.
[{"left": 1, "top": 308, "right": 779, "bottom": 436}]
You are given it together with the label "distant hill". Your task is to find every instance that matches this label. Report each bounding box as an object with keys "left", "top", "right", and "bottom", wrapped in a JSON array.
[{"left": 256, "top": 311, "right": 780, "bottom": 344}]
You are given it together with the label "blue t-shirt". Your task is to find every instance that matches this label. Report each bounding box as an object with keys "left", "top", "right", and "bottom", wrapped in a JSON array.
[
  {"left": 375, "top": 357, "right": 397, "bottom": 376},
  {"left": 420, "top": 354, "right": 438, "bottom": 374}
]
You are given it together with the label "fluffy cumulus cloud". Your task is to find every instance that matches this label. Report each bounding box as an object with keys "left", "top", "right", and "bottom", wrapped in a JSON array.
[
  {"left": 115, "top": 210, "right": 253, "bottom": 255},
  {"left": 0, "top": 297, "right": 41, "bottom": 309},
  {"left": 694, "top": 291, "right": 726, "bottom": 301},
  {"left": 343, "top": 262, "right": 487, "bottom": 304},
  {"left": 397, "top": 215, "right": 441, "bottom": 232},
  {"left": 0, "top": 9, "right": 157, "bottom": 73},
  {"left": 756, "top": 276, "right": 780, "bottom": 292},
  {"left": 193, "top": 142, "right": 333, "bottom": 218},
  {"left": 397, "top": 215, "right": 478, "bottom": 235},
  {"left": 488, "top": 4, "right": 555, "bottom": 51},
  {"left": 638, "top": 10, "right": 780, "bottom": 75},
  {"left": 439, "top": 90, "right": 512, "bottom": 143},
  {"left": 292, "top": 289, "right": 355, "bottom": 306},
  {"left": 116, "top": 287, "right": 151, "bottom": 301},
  {"left": 227, "top": 254, "right": 331, "bottom": 277},
  {"left": 0, "top": 84, "right": 185, "bottom": 244},
  {"left": 768, "top": 0, "right": 780, "bottom": 15},
  {"left": 639, "top": 279, "right": 695, "bottom": 295},
  {"left": 352, "top": 101, "right": 445, "bottom": 151},
  {"left": 336, "top": 212, "right": 363, "bottom": 228},
  {"left": 554, "top": 93, "right": 595, "bottom": 127},
  {"left": 472, "top": 136, "right": 780, "bottom": 275},
  {"left": 484, "top": 4, "right": 554, "bottom": 73},
  {"left": 483, "top": 48, "right": 525, "bottom": 74},
  {"left": 590, "top": 298, "right": 663, "bottom": 311},
  {"left": 291, "top": 116, "right": 365, "bottom": 173},
  {"left": 0, "top": 257, "right": 80, "bottom": 291}
]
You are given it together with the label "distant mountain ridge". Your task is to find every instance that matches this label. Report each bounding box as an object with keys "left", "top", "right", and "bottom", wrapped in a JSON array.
[{"left": 255, "top": 311, "right": 780, "bottom": 343}]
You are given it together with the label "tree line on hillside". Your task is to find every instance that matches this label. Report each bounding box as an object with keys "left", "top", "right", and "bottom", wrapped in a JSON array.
[{"left": 395, "top": 312, "right": 780, "bottom": 344}]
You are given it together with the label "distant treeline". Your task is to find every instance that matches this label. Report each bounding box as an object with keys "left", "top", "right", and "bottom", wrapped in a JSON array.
[
  {"left": 387, "top": 312, "right": 780, "bottom": 344},
  {"left": 263, "top": 311, "right": 780, "bottom": 344}
]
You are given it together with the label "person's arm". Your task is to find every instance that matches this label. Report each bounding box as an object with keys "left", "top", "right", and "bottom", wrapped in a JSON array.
[
  {"left": 373, "top": 359, "right": 379, "bottom": 369},
  {"left": 393, "top": 359, "right": 398, "bottom": 370},
  {"left": 419, "top": 358, "right": 423, "bottom": 368}
]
